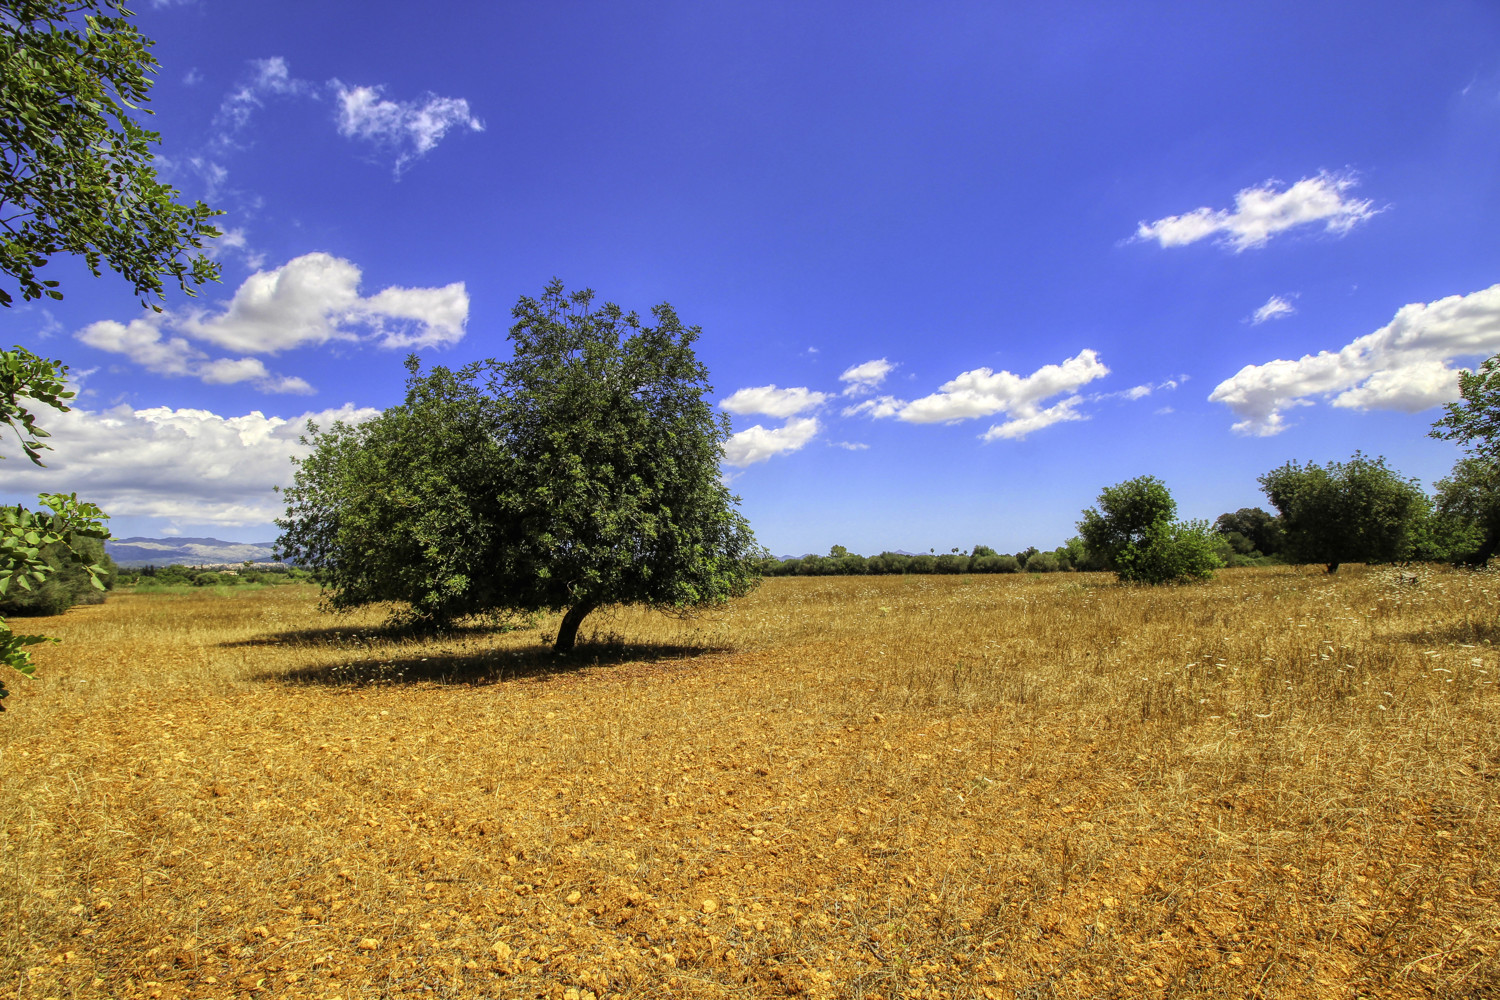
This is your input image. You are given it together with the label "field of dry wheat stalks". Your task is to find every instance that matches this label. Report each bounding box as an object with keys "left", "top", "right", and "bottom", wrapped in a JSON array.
[{"left": 2, "top": 565, "right": 1497, "bottom": 1000}]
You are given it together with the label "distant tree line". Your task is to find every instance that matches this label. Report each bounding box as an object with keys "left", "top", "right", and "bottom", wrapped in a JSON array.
[
  {"left": 757, "top": 541, "right": 1104, "bottom": 577},
  {"left": 759, "top": 422, "right": 1499, "bottom": 584},
  {"left": 127, "top": 563, "right": 315, "bottom": 588}
]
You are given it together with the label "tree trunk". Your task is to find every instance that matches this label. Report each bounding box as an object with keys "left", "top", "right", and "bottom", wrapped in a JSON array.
[
  {"left": 1326, "top": 562, "right": 1340, "bottom": 574},
  {"left": 554, "top": 601, "right": 597, "bottom": 652}
]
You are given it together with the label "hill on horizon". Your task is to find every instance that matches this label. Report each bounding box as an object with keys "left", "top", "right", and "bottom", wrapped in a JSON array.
[{"left": 106, "top": 537, "right": 278, "bottom": 568}]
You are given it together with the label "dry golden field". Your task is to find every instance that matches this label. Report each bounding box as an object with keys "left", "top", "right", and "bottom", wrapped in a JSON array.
[{"left": 2, "top": 567, "right": 1498, "bottom": 1000}]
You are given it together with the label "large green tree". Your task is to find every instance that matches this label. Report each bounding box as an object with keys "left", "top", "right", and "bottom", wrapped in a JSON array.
[
  {"left": 274, "top": 358, "right": 513, "bottom": 629},
  {"left": 277, "top": 280, "right": 762, "bottom": 652},
  {"left": 1, "top": 0, "right": 220, "bottom": 306},
  {"left": 1258, "top": 452, "right": 1429, "bottom": 573},
  {"left": 1429, "top": 354, "right": 1500, "bottom": 564}
]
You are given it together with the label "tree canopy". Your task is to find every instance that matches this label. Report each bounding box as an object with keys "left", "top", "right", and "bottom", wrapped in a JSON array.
[
  {"left": 1212, "top": 507, "right": 1283, "bottom": 557},
  {"left": 1076, "top": 475, "right": 1176, "bottom": 571},
  {"left": 1429, "top": 353, "right": 1500, "bottom": 564},
  {"left": 1258, "top": 452, "right": 1429, "bottom": 573},
  {"left": 277, "top": 280, "right": 762, "bottom": 651},
  {"left": 1, "top": 0, "right": 221, "bottom": 306},
  {"left": 1078, "top": 476, "right": 1220, "bottom": 584}
]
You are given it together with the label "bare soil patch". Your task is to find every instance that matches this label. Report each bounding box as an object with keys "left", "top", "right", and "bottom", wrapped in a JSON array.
[{"left": 3, "top": 568, "right": 1498, "bottom": 998}]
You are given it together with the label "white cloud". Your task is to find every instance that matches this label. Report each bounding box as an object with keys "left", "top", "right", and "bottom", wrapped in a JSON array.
[
  {"left": 357, "top": 284, "right": 474, "bottom": 349},
  {"left": 1136, "top": 171, "right": 1378, "bottom": 252},
  {"left": 980, "top": 396, "right": 1087, "bottom": 441},
  {"left": 217, "top": 57, "right": 309, "bottom": 137},
  {"left": 1092, "top": 378, "right": 1180, "bottom": 403},
  {"left": 335, "top": 83, "right": 484, "bottom": 176},
  {"left": 1251, "top": 295, "right": 1297, "bottom": 325},
  {"left": 898, "top": 349, "right": 1110, "bottom": 431},
  {"left": 75, "top": 253, "right": 467, "bottom": 390},
  {"left": 722, "top": 417, "right": 820, "bottom": 467},
  {"left": 1208, "top": 283, "right": 1500, "bottom": 435},
  {"left": 76, "top": 318, "right": 313, "bottom": 394},
  {"left": 839, "top": 358, "right": 895, "bottom": 395},
  {"left": 206, "top": 227, "right": 266, "bottom": 270},
  {"left": 832, "top": 441, "right": 870, "bottom": 451},
  {"left": 842, "top": 395, "right": 906, "bottom": 419},
  {"left": 720, "top": 385, "right": 829, "bottom": 418},
  {"left": 209, "top": 59, "right": 481, "bottom": 178},
  {"left": 0, "top": 403, "right": 378, "bottom": 525},
  {"left": 179, "top": 252, "right": 468, "bottom": 353}
]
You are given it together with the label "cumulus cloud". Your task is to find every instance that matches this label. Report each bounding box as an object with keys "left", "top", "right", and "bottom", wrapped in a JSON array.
[
  {"left": 1136, "top": 171, "right": 1378, "bottom": 252},
  {"left": 181, "top": 252, "right": 468, "bottom": 353},
  {"left": 839, "top": 351, "right": 1108, "bottom": 440},
  {"left": 842, "top": 395, "right": 905, "bottom": 419},
  {"left": 981, "top": 397, "right": 1088, "bottom": 441},
  {"left": 832, "top": 441, "right": 870, "bottom": 451},
  {"left": 75, "top": 253, "right": 467, "bottom": 390},
  {"left": 1251, "top": 295, "right": 1297, "bottom": 325},
  {"left": 335, "top": 83, "right": 484, "bottom": 176},
  {"left": 77, "top": 317, "right": 313, "bottom": 394},
  {"left": 720, "top": 385, "right": 829, "bottom": 418},
  {"left": 0, "top": 403, "right": 378, "bottom": 525},
  {"left": 722, "top": 417, "right": 820, "bottom": 467},
  {"left": 1208, "top": 283, "right": 1500, "bottom": 435},
  {"left": 897, "top": 349, "right": 1109, "bottom": 437},
  {"left": 839, "top": 358, "right": 895, "bottom": 395}
]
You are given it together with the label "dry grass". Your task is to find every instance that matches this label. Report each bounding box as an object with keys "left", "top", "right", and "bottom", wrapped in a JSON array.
[{"left": 2, "top": 566, "right": 1498, "bottom": 999}]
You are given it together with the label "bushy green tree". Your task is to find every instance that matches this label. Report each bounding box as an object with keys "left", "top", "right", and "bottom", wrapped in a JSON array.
[
  {"left": 278, "top": 281, "right": 761, "bottom": 652},
  {"left": 1429, "top": 354, "right": 1500, "bottom": 564},
  {"left": 1212, "top": 507, "right": 1283, "bottom": 557},
  {"left": 1425, "top": 457, "right": 1497, "bottom": 563},
  {"left": 1078, "top": 476, "right": 1221, "bottom": 584},
  {"left": 1024, "top": 551, "right": 1060, "bottom": 573},
  {"left": 1062, "top": 535, "right": 1106, "bottom": 571},
  {"left": 1077, "top": 476, "right": 1176, "bottom": 571},
  {"left": 1258, "top": 453, "right": 1429, "bottom": 573},
  {"left": 934, "top": 553, "right": 968, "bottom": 574},
  {"left": 1114, "top": 519, "right": 1223, "bottom": 584}
]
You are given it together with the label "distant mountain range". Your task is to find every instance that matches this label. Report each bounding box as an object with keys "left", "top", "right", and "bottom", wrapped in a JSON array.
[{"left": 106, "top": 536, "right": 278, "bottom": 568}]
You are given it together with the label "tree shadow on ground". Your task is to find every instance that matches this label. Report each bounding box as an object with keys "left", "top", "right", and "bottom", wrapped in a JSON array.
[
  {"left": 1395, "top": 618, "right": 1500, "bottom": 647},
  {"left": 221, "top": 620, "right": 506, "bottom": 649},
  {"left": 247, "top": 640, "right": 730, "bottom": 689}
]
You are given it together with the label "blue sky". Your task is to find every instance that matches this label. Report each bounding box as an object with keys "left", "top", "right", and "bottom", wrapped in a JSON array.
[{"left": 5, "top": 1, "right": 1500, "bottom": 556}]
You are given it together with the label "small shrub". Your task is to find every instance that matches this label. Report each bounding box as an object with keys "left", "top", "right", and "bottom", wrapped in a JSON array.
[{"left": 1025, "top": 551, "right": 1061, "bottom": 573}]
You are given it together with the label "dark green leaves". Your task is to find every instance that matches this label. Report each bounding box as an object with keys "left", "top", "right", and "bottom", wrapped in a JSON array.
[
  {"left": 277, "top": 281, "right": 761, "bottom": 648},
  {"left": 1259, "top": 452, "right": 1429, "bottom": 572},
  {"left": 2, "top": 344, "right": 75, "bottom": 465},
  {"left": 1078, "top": 476, "right": 1220, "bottom": 584},
  {"left": 0, "top": 0, "right": 222, "bottom": 308}
]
